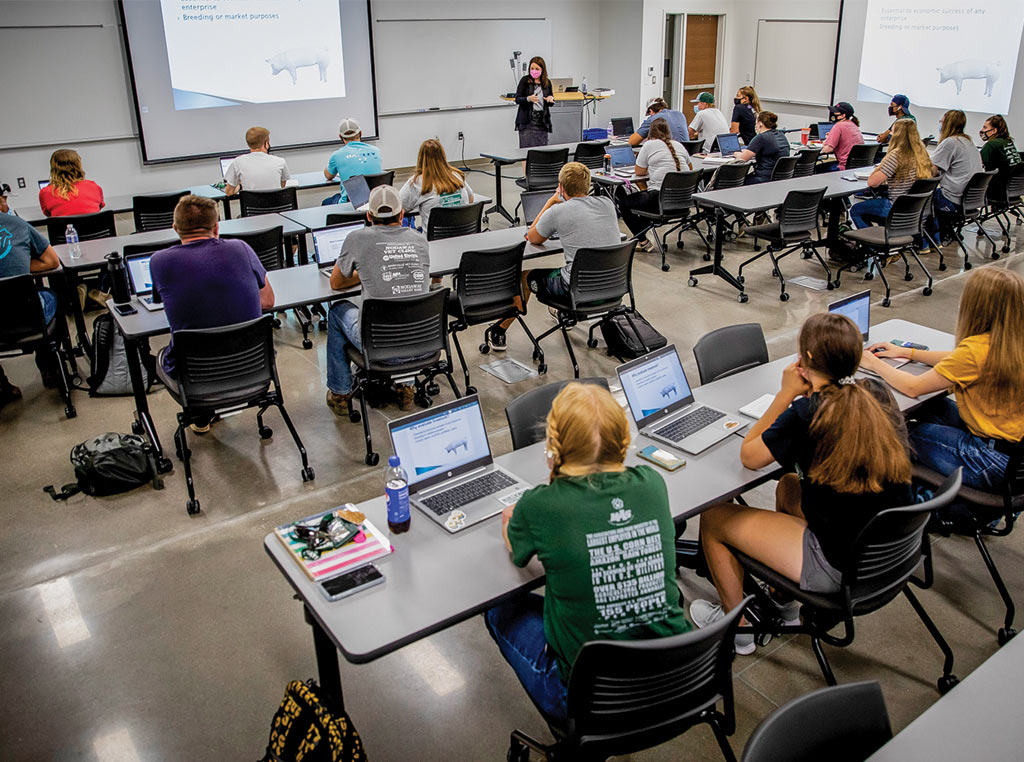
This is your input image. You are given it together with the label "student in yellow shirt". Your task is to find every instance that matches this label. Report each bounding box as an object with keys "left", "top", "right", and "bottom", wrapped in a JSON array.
[{"left": 860, "top": 268, "right": 1024, "bottom": 490}]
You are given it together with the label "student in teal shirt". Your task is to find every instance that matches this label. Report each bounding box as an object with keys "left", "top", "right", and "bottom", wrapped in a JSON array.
[{"left": 322, "top": 117, "right": 382, "bottom": 204}]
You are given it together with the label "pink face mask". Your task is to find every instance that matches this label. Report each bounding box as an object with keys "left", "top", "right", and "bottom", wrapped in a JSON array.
[{"left": 529, "top": 68, "right": 542, "bottom": 79}]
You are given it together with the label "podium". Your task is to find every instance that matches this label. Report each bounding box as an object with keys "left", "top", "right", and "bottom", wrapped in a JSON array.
[{"left": 501, "top": 92, "right": 613, "bottom": 144}]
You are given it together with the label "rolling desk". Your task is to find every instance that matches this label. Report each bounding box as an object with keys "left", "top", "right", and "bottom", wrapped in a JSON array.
[
  {"left": 14, "top": 184, "right": 228, "bottom": 227},
  {"left": 279, "top": 193, "right": 492, "bottom": 233}
]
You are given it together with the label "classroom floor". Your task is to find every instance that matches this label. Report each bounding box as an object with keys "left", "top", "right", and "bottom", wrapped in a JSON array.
[{"left": 1, "top": 168, "right": 1022, "bottom": 762}]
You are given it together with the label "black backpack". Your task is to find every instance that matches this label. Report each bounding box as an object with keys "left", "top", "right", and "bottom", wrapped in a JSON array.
[
  {"left": 600, "top": 310, "right": 667, "bottom": 361},
  {"left": 44, "top": 433, "right": 162, "bottom": 500},
  {"left": 88, "top": 313, "right": 152, "bottom": 396},
  {"left": 260, "top": 679, "right": 367, "bottom": 762}
]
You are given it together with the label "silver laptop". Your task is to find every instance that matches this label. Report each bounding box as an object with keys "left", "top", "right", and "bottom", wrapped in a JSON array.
[
  {"left": 219, "top": 156, "right": 236, "bottom": 180},
  {"left": 827, "top": 290, "right": 909, "bottom": 372},
  {"left": 617, "top": 344, "right": 746, "bottom": 455},
  {"left": 519, "top": 191, "right": 558, "bottom": 239},
  {"left": 387, "top": 395, "right": 532, "bottom": 534},
  {"left": 125, "top": 253, "right": 163, "bottom": 311},
  {"left": 608, "top": 145, "right": 636, "bottom": 177},
  {"left": 310, "top": 222, "right": 364, "bottom": 276},
  {"left": 342, "top": 175, "right": 371, "bottom": 212}
]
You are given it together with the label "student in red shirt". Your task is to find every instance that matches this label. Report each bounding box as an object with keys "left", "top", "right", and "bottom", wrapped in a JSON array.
[
  {"left": 820, "top": 102, "right": 865, "bottom": 171},
  {"left": 38, "top": 149, "right": 105, "bottom": 217}
]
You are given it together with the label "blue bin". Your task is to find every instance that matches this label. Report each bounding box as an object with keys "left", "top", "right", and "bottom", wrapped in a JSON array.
[{"left": 583, "top": 128, "right": 609, "bottom": 140}]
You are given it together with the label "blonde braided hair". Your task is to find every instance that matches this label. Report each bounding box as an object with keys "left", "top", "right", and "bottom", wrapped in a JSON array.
[{"left": 545, "top": 383, "right": 630, "bottom": 482}]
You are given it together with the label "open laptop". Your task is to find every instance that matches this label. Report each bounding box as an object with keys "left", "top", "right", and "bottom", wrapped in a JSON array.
[
  {"left": 519, "top": 192, "right": 558, "bottom": 238},
  {"left": 342, "top": 175, "right": 371, "bottom": 212},
  {"left": 610, "top": 117, "right": 635, "bottom": 139},
  {"left": 827, "top": 290, "right": 910, "bottom": 372},
  {"left": 311, "top": 222, "right": 364, "bottom": 275},
  {"left": 387, "top": 396, "right": 532, "bottom": 533},
  {"left": 219, "top": 156, "right": 237, "bottom": 179},
  {"left": 703, "top": 133, "right": 742, "bottom": 164},
  {"left": 617, "top": 344, "right": 746, "bottom": 455},
  {"left": 608, "top": 145, "right": 636, "bottom": 177},
  {"left": 125, "top": 253, "right": 163, "bottom": 311},
  {"left": 38, "top": 180, "right": 49, "bottom": 190},
  {"left": 816, "top": 122, "right": 834, "bottom": 144}
]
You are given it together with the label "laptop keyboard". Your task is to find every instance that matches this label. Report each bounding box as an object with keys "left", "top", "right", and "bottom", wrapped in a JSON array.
[
  {"left": 654, "top": 406, "right": 725, "bottom": 442},
  {"left": 421, "top": 471, "right": 518, "bottom": 515}
]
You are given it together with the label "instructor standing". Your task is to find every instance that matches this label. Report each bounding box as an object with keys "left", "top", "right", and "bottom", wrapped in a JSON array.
[{"left": 515, "top": 56, "right": 555, "bottom": 148}]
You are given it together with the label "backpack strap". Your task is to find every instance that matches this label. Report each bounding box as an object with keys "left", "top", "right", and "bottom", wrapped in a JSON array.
[
  {"left": 87, "top": 313, "right": 113, "bottom": 394},
  {"left": 43, "top": 483, "right": 82, "bottom": 501}
]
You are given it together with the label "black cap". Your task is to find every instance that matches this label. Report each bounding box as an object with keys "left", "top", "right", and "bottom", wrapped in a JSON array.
[{"left": 829, "top": 102, "right": 855, "bottom": 118}]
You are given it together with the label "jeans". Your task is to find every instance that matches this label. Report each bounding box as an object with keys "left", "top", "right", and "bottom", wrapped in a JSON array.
[
  {"left": 926, "top": 187, "right": 960, "bottom": 246},
  {"left": 484, "top": 593, "right": 568, "bottom": 724},
  {"left": 849, "top": 197, "right": 892, "bottom": 229},
  {"left": 326, "top": 300, "right": 362, "bottom": 394},
  {"left": 39, "top": 288, "right": 57, "bottom": 324},
  {"left": 910, "top": 396, "right": 1009, "bottom": 491},
  {"left": 321, "top": 191, "right": 344, "bottom": 206}
]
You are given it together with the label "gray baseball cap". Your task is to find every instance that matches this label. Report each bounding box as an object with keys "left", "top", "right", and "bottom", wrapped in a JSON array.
[{"left": 367, "top": 185, "right": 401, "bottom": 218}]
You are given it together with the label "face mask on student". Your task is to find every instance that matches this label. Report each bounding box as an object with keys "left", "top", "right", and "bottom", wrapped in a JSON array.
[
  {"left": 734, "top": 97, "right": 742, "bottom": 105},
  {"left": 530, "top": 68, "right": 542, "bottom": 79},
  {"left": 888, "top": 106, "right": 897, "bottom": 116}
]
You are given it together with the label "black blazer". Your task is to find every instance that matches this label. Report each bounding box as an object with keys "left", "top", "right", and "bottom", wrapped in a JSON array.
[{"left": 514, "top": 76, "right": 553, "bottom": 132}]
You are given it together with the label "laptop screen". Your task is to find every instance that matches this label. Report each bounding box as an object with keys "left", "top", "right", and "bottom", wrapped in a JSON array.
[
  {"left": 817, "top": 123, "right": 834, "bottom": 143},
  {"left": 342, "top": 175, "right": 371, "bottom": 210},
  {"left": 715, "top": 133, "right": 741, "bottom": 155},
  {"left": 617, "top": 345, "right": 695, "bottom": 426},
  {"left": 520, "top": 192, "right": 549, "bottom": 226},
  {"left": 608, "top": 146, "right": 635, "bottom": 167},
  {"left": 388, "top": 396, "right": 492, "bottom": 491},
  {"left": 38, "top": 180, "right": 50, "bottom": 190},
  {"left": 220, "top": 156, "right": 237, "bottom": 179},
  {"left": 311, "top": 223, "right": 363, "bottom": 267},
  {"left": 828, "top": 289, "right": 871, "bottom": 342},
  {"left": 610, "top": 117, "right": 635, "bottom": 137},
  {"left": 126, "top": 254, "right": 155, "bottom": 296}
]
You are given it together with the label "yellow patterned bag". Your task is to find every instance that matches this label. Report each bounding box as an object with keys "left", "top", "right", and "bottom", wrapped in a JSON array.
[{"left": 260, "top": 679, "right": 367, "bottom": 762}]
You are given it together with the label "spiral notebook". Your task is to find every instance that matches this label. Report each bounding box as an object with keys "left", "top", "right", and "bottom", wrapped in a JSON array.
[{"left": 275, "top": 505, "right": 393, "bottom": 582}]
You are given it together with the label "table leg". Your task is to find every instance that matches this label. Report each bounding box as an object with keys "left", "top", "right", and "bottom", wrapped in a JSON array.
[
  {"left": 296, "top": 234, "right": 309, "bottom": 266},
  {"left": 305, "top": 605, "right": 344, "bottom": 710},
  {"left": 824, "top": 196, "right": 844, "bottom": 256},
  {"left": 484, "top": 161, "right": 516, "bottom": 225},
  {"left": 123, "top": 334, "right": 172, "bottom": 475},
  {"left": 57, "top": 268, "right": 92, "bottom": 357},
  {"left": 688, "top": 207, "right": 745, "bottom": 296},
  {"left": 221, "top": 197, "right": 232, "bottom": 220}
]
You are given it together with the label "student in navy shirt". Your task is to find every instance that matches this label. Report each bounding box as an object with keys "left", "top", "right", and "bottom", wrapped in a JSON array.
[
  {"left": 629, "top": 97, "right": 689, "bottom": 146},
  {"left": 730, "top": 86, "right": 761, "bottom": 144},
  {"left": 734, "top": 111, "right": 790, "bottom": 184}
]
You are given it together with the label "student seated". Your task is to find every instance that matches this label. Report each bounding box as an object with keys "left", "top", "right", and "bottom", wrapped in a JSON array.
[
  {"left": 628, "top": 97, "right": 689, "bottom": 146},
  {"left": 322, "top": 118, "right": 382, "bottom": 205},
  {"left": 688, "top": 91, "right": 731, "bottom": 152},
  {"left": 398, "top": 139, "right": 474, "bottom": 232},
  {"left": 733, "top": 110, "right": 790, "bottom": 184},
  {"left": 324, "top": 186, "right": 430, "bottom": 414},
  {"left": 860, "top": 267, "right": 1024, "bottom": 493},
  {"left": 491, "top": 162, "right": 619, "bottom": 351},
  {"left": 485, "top": 382, "right": 692, "bottom": 723},
  {"left": 616, "top": 117, "right": 691, "bottom": 251},
  {"left": 690, "top": 312, "right": 913, "bottom": 653},
  {"left": 877, "top": 94, "right": 916, "bottom": 144},
  {"left": 849, "top": 119, "right": 933, "bottom": 229},
  {"left": 0, "top": 364, "right": 20, "bottom": 411},
  {"left": 819, "top": 102, "right": 864, "bottom": 171},
  {"left": 224, "top": 126, "right": 291, "bottom": 195},
  {"left": 928, "top": 110, "right": 983, "bottom": 243},
  {"left": 38, "top": 149, "right": 105, "bottom": 217},
  {"left": 730, "top": 86, "right": 761, "bottom": 145},
  {"left": 979, "top": 114, "right": 1022, "bottom": 205}
]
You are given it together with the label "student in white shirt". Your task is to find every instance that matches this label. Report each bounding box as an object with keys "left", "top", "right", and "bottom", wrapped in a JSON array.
[
  {"left": 398, "top": 139, "right": 474, "bottom": 232},
  {"left": 224, "top": 126, "right": 290, "bottom": 195},
  {"left": 688, "top": 92, "right": 730, "bottom": 152}
]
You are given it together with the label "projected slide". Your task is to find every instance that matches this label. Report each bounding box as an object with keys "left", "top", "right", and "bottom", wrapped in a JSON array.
[
  {"left": 620, "top": 351, "right": 692, "bottom": 421},
  {"left": 159, "top": 0, "right": 346, "bottom": 110},
  {"left": 858, "top": 0, "right": 1024, "bottom": 114}
]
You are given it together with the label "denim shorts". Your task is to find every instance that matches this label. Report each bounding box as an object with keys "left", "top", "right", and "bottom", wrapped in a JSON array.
[{"left": 800, "top": 528, "right": 842, "bottom": 593}]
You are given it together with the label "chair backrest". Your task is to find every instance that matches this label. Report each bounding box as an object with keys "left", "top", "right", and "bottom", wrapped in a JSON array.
[
  {"left": 997, "top": 440, "right": 1024, "bottom": 517},
  {"left": 568, "top": 240, "right": 635, "bottom": 313},
  {"left": 680, "top": 139, "right": 706, "bottom": 156},
  {"left": 325, "top": 211, "right": 368, "bottom": 227},
  {"left": 525, "top": 148, "right": 570, "bottom": 190},
  {"left": 741, "top": 681, "right": 892, "bottom": 762},
  {"left": 359, "top": 289, "right": 450, "bottom": 369},
  {"left": 845, "top": 144, "right": 881, "bottom": 170},
  {"left": 884, "top": 191, "right": 930, "bottom": 242},
  {"left": 132, "top": 190, "right": 190, "bottom": 232},
  {"left": 709, "top": 162, "right": 749, "bottom": 191},
  {"left": 792, "top": 148, "right": 822, "bottom": 178},
  {"left": 220, "top": 226, "right": 285, "bottom": 271},
  {"left": 961, "top": 170, "right": 997, "bottom": 215},
  {"left": 565, "top": 597, "right": 750, "bottom": 757},
  {"left": 0, "top": 274, "right": 48, "bottom": 345},
  {"left": 770, "top": 155, "right": 800, "bottom": 182},
  {"left": 573, "top": 142, "right": 606, "bottom": 170},
  {"left": 239, "top": 187, "right": 298, "bottom": 217},
  {"left": 989, "top": 162, "right": 1024, "bottom": 204},
  {"left": 123, "top": 239, "right": 178, "bottom": 258},
  {"left": 426, "top": 201, "right": 485, "bottom": 241},
  {"left": 172, "top": 315, "right": 277, "bottom": 410},
  {"left": 692, "top": 323, "right": 769, "bottom": 385},
  {"left": 504, "top": 377, "right": 611, "bottom": 450},
  {"left": 908, "top": 177, "right": 941, "bottom": 221},
  {"left": 777, "top": 187, "right": 827, "bottom": 238},
  {"left": 658, "top": 170, "right": 703, "bottom": 216},
  {"left": 46, "top": 210, "right": 117, "bottom": 244},
  {"left": 454, "top": 241, "right": 525, "bottom": 324},
  {"left": 363, "top": 171, "right": 395, "bottom": 191}
]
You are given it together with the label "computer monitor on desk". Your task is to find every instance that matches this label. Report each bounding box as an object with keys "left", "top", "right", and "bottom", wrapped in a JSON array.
[
  {"left": 714, "top": 133, "right": 741, "bottom": 156},
  {"left": 610, "top": 117, "right": 635, "bottom": 138}
]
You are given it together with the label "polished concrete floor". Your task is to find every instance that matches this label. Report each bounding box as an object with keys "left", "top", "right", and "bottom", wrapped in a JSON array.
[{"left": 1, "top": 167, "right": 1022, "bottom": 761}]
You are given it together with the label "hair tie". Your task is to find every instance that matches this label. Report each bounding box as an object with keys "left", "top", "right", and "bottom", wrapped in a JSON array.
[{"left": 838, "top": 376, "right": 857, "bottom": 386}]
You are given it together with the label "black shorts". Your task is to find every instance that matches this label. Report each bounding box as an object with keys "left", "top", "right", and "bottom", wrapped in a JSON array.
[{"left": 527, "top": 268, "right": 569, "bottom": 300}]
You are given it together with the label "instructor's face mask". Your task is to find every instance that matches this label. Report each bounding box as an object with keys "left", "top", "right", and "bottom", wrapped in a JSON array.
[
  {"left": 529, "top": 68, "right": 542, "bottom": 79},
  {"left": 733, "top": 97, "right": 742, "bottom": 105}
]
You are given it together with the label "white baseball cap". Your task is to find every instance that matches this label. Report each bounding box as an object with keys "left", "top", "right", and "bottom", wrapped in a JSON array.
[
  {"left": 367, "top": 185, "right": 402, "bottom": 218},
  {"left": 338, "top": 118, "right": 361, "bottom": 139}
]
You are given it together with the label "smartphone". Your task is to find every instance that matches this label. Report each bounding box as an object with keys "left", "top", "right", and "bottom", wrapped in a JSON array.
[
  {"left": 638, "top": 445, "right": 686, "bottom": 471},
  {"left": 890, "top": 340, "right": 928, "bottom": 351},
  {"left": 319, "top": 564, "right": 384, "bottom": 602},
  {"left": 113, "top": 302, "right": 137, "bottom": 316}
]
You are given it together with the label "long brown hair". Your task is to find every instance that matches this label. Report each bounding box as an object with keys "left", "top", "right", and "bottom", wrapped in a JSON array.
[
  {"left": 738, "top": 86, "right": 762, "bottom": 113},
  {"left": 545, "top": 383, "right": 629, "bottom": 482},
  {"left": 939, "top": 110, "right": 968, "bottom": 143},
  {"left": 986, "top": 114, "right": 1012, "bottom": 140},
  {"left": 648, "top": 118, "right": 681, "bottom": 171},
  {"left": 955, "top": 267, "right": 1024, "bottom": 411},
  {"left": 413, "top": 139, "right": 464, "bottom": 195},
  {"left": 527, "top": 56, "right": 550, "bottom": 90},
  {"left": 887, "top": 119, "right": 934, "bottom": 181},
  {"left": 799, "top": 314, "right": 911, "bottom": 493},
  {"left": 49, "top": 149, "right": 85, "bottom": 201}
]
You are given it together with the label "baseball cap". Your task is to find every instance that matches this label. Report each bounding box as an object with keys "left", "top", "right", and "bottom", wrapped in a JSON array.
[
  {"left": 690, "top": 92, "right": 715, "bottom": 104},
  {"left": 891, "top": 94, "right": 911, "bottom": 111},
  {"left": 367, "top": 185, "right": 401, "bottom": 218},
  {"left": 829, "top": 102, "right": 855, "bottom": 118},
  {"left": 0, "top": 183, "right": 9, "bottom": 197},
  {"left": 338, "top": 118, "right": 362, "bottom": 139}
]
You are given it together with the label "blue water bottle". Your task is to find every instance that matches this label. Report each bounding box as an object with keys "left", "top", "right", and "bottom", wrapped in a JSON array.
[{"left": 385, "top": 455, "right": 410, "bottom": 534}]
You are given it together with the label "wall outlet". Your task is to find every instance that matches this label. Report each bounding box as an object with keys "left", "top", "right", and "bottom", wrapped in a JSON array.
[
  {"left": 17, "top": 177, "right": 26, "bottom": 189},
  {"left": 457, "top": 131, "right": 464, "bottom": 141}
]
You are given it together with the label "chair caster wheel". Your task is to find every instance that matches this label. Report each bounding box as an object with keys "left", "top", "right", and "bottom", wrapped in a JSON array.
[
  {"left": 318, "top": 320, "right": 327, "bottom": 332},
  {"left": 349, "top": 410, "right": 361, "bottom": 423},
  {"left": 465, "top": 385, "right": 477, "bottom": 395},
  {"left": 702, "top": 253, "right": 711, "bottom": 261},
  {"left": 272, "top": 319, "right": 282, "bottom": 329},
  {"left": 587, "top": 338, "right": 598, "bottom": 349},
  {"left": 755, "top": 633, "right": 774, "bottom": 647},
  {"left": 157, "top": 457, "right": 173, "bottom": 474},
  {"left": 661, "top": 264, "right": 670, "bottom": 272},
  {"left": 186, "top": 499, "right": 201, "bottom": 516},
  {"left": 939, "top": 262, "right": 947, "bottom": 271},
  {"left": 365, "top": 453, "right": 379, "bottom": 467},
  {"left": 426, "top": 382, "right": 440, "bottom": 396},
  {"left": 780, "top": 292, "right": 790, "bottom": 302},
  {"left": 532, "top": 349, "right": 542, "bottom": 361},
  {"left": 755, "top": 245, "right": 763, "bottom": 252},
  {"left": 479, "top": 343, "right": 490, "bottom": 354},
  {"left": 301, "top": 466, "right": 315, "bottom": 482},
  {"left": 302, "top": 339, "right": 313, "bottom": 350},
  {"left": 537, "top": 363, "right": 547, "bottom": 375},
  {"left": 65, "top": 405, "right": 77, "bottom": 419},
  {"left": 738, "top": 293, "right": 749, "bottom": 304},
  {"left": 131, "top": 421, "right": 142, "bottom": 435},
  {"left": 864, "top": 271, "right": 874, "bottom": 281},
  {"left": 688, "top": 277, "right": 698, "bottom": 287},
  {"left": 676, "top": 240, "right": 685, "bottom": 250},
  {"left": 882, "top": 297, "right": 891, "bottom": 308},
  {"left": 964, "top": 261, "right": 973, "bottom": 270},
  {"left": 937, "top": 675, "right": 959, "bottom": 694},
  {"left": 737, "top": 275, "right": 745, "bottom": 285},
  {"left": 923, "top": 287, "right": 933, "bottom": 296},
  {"left": 259, "top": 426, "right": 273, "bottom": 440},
  {"left": 415, "top": 394, "right": 434, "bottom": 408},
  {"left": 826, "top": 281, "right": 835, "bottom": 290},
  {"left": 998, "top": 627, "right": 1017, "bottom": 645},
  {"left": 904, "top": 273, "right": 914, "bottom": 281}
]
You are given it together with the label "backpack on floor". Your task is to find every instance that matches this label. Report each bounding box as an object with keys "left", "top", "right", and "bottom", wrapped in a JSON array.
[
  {"left": 600, "top": 310, "right": 667, "bottom": 361},
  {"left": 88, "top": 312, "right": 150, "bottom": 396},
  {"left": 260, "top": 679, "right": 367, "bottom": 762},
  {"left": 43, "top": 432, "right": 161, "bottom": 501}
]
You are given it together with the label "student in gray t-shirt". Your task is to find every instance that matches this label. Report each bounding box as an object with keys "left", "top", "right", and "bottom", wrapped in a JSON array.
[
  {"left": 325, "top": 185, "right": 430, "bottom": 413},
  {"left": 927, "top": 110, "right": 984, "bottom": 245},
  {"left": 491, "top": 162, "right": 621, "bottom": 351}
]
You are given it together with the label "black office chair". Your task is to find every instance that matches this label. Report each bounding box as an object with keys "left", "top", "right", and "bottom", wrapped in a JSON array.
[
  {"left": 362, "top": 171, "right": 395, "bottom": 191},
  {"left": 908, "top": 176, "right": 943, "bottom": 264},
  {"left": 838, "top": 192, "right": 933, "bottom": 307},
  {"left": 448, "top": 242, "right": 542, "bottom": 394},
  {"left": 504, "top": 377, "right": 611, "bottom": 450},
  {"left": 426, "top": 201, "right": 485, "bottom": 241},
  {"left": 340, "top": 290, "right": 460, "bottom": 466},
  {"left": 133, "top": 190, "right": 190, "bottom": 232},
  {"left": 769, "top": 154, "right": 799, "bottom": 182},
  {"left": 122, "top": 239, "right": 178, "bottom": 259},
  {"left": 739, "top": 187, "right": 829, "bottom": 302},
  {"left": 979, "top": 162, "right": 1024, "bottom": 254},
  {"left": 515, "top": 148, "right": 569, "bottom": 198},
  {"left": 692, "top": 323, "right": 769, "bottom": 385},
  {"left": 507, "top": 598, "right": 751, "bottom": 762},
  {"left": 680, "top": 139, "right": 707, "bottom": 156},
  {"left": 943, "top": 170, "right": 997, "bottom": 270},
  {"left": 792, "top": 148, "right": 822, "bottom": 178},
  {"left": 0, "top": 274, "right": 76, "bottom": 418},
  {"left": 741, "top": 681, "right": 892, "bottom": 762},
  {"left": 532, "top": 241, "right": 640, "bottom": 378},
  {"left": 914, "top": 441, "right": 1023, "bottom": 645},
  {"left": 631, "top": 169, "right": 707, "bottom": 271},
  {"left": 736, "top": 469, "right": 963, "bottom": 694},
  {"left": 844, "top": 144, "right": 881, "bottom": 170},
  {"left": 239, "top": 187, "right": 298, "bottom": 217},
  {"left": 325, "top": 212, "right": 368, "bottom": 227},
  {"left": 46, "top": 210, "right": 117, "bottom": 244},
  {"left": 697, "top": 162, "right": 751, "bottom": 244},
  {"left": 573, "top": 142, "right": 606, "bottom": 171}
]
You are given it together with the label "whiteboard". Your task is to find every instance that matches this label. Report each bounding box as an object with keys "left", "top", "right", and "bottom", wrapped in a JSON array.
[
  {"left": 373, "top": 18, "right": 552, "bottom": 114},
  {"left": 754, "top": 19, "right": 838, "bottom": 107}
]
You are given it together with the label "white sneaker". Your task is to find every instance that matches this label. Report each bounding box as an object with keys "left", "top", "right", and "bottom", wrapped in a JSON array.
[{"left": 689, "top": 599, "right": 755, "bottom": 655}]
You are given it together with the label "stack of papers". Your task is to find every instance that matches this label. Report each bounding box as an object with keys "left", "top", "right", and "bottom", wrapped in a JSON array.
[{"left": 739, "top": 393, "right": 775, "bottom": 420}]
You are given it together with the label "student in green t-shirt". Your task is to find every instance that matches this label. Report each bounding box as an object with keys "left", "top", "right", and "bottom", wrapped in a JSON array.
[
  {"left": 979, "top": 114, "right": 1022, "bottom": 203},
  {"left": 484, "top": 383, "right": 691, "bottom": 723}
]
